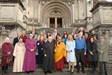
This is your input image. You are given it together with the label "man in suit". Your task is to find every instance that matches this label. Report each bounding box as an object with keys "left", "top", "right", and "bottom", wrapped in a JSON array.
[{"left": 13, "top": 32, "right": 21, "bottom": 47}]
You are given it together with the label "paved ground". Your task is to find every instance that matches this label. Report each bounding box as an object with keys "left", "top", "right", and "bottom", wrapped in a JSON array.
[{"left": 0, "top": 68, "right": 112, "bottom": 75}]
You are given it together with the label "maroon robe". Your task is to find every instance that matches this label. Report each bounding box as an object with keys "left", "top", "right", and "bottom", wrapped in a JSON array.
[
  {"left": 55, "top": 57, "right": 65, "bottom": 69},
  {"left": 1, "top": 42, "right": 13, "bottom": 66},
  {"left": 23, "top": 38, "right": 36, "bottom": 71}
]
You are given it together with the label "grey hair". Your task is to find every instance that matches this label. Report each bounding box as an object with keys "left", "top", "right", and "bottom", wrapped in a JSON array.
[{"left": 5, "top": 37, "right": 10, "bottom": 42}]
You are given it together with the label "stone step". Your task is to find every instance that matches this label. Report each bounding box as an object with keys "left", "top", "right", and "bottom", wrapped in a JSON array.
[{"left": 0, "top": 66, "right": 112, "bottom": 72}]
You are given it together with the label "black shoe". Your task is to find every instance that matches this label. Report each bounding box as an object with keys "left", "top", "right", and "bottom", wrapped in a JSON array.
[
  {"left": 77, "top": 70, "right": 80, "bottom": 73},
  {"left": 48, "top": 71, "right": 52, "bottom": 73},
  {"left": 30, "top": 71, "right": 34, "bottom": 73},
  {"left": 71, "top": 71, "right": 74, "bottom": 73},
  {"left": 44, "top": 71, "right": 48, "bottom": 74},
  {"left": 82, "top": 70, "right": 85, "bottom": 73},
  {"left": 105, "top": 73, "right": 109, "bottom": 75},
  {"left": 4, "top": 70, "right": 8, "bottom": 74},
  {"left": 26, "top": 71, "right": 30, "bottom": 74}
]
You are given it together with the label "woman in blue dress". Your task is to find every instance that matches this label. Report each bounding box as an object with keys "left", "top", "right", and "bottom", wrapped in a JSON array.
[{"left": 66, "top": 34, "right": 76, "bottom": 73}]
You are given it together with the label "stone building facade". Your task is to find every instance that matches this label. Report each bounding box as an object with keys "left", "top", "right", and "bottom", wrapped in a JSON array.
[{"left": 0, "top": 0, "right": 112, "bottom": 67}]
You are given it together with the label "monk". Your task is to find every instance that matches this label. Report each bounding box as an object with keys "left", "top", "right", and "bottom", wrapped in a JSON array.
[
  {"left": 54, "top": 37, "right": 66, "bottom": 72},
  {"left": 43, "top": 36, "right": 55, "bottom": 74}
]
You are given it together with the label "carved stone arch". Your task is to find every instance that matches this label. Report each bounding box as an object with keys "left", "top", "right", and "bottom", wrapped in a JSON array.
[
  {"left": 40, "top": 0, "right": 72, "bottom": 13},
  {"left": 40, "top": 1, "right": 72, "bottom": 28}
]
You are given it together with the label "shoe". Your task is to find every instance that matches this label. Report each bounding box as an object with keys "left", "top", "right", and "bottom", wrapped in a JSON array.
[
  {"left": 44, "top": 71, "right": 48, "bottom": 74},
  {"left": 71, "top": 71, "right": 74, "bottom": 73},
  {"left": 26, "top": 72, "right": 30, "bottom": 74},
  {"left": 77, "top": 70, "right": 80, "bottom": 73},
  {"left": 30, "top": 71, "right": 34, "bottom": 73},
  {"left": 82, "top": 70, "right": 85, "bottom": 73},
  {"left": 4, "top": 70, "right": 8, "bottom": 74},
  {"left": 67, "top": 69, "right": 70, "bottom": 72},
  {"left": 105, "top": 73, "right": 109, "bottom": 75},
  {"left": 48, "top": 71, "right": 52, "bottom": 73}
]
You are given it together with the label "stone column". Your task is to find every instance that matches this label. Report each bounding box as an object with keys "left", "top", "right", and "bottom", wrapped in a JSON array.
[
  {"left": 78, "top": 0, "right": 85, "bottom": 19},
  {"left": 48, "top": 17, "right": 49, "bottom": 28},
  {"left": 72, "top": 3, "right": 75, "bottom": 23},
  {"left": 38, "top": 1, "right": 41, "bottom": 23},
  {"left": 86, "top": 0, "right": 93, "bottom": 30},
  {"left": 74, "top": 0, "right": 79, "bottom": 23},
  {"left": 55, "top": 18, "right": 57, "bottom": 28}
]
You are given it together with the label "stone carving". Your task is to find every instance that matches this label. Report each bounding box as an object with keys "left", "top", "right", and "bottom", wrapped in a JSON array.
[
  {"left": 105, "top": 31, "right": 109, "bottom": 39},
  {"left": 99, "top": 30, "right": 102, "bottom": 35}
]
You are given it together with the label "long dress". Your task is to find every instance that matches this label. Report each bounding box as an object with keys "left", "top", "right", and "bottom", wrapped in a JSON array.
[
  {"left": 13, "top": 43, "right": 26, "bottom": 72},
  {"left": 66, "top": 40, "right": 76, "bottom": 65},
  {"left": 23, "top": 38, "right": 36, "bottom": 71},
  {"left": 54, "top": 42, "right": 66, "bottom": 69},
  {"left": 43, "top": 41, "right": 55, "bottom": 72}
]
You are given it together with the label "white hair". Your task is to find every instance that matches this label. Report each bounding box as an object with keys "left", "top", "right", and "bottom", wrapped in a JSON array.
[
  {"left": 5, "top": 37, "right": 10, "bottom": 42},
  {"left": 79, "top": 27, "right": 84, "bottom": 30}
]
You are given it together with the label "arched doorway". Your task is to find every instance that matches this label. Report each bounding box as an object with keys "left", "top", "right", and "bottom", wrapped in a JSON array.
[{"left": 41, "top": 2, "right": 71, "bottom": 28}]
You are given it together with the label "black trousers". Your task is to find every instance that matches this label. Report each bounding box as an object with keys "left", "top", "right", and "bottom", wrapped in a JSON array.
[
  {"left": 91, "top": 62, "right": 98, "bottom": 68},
  {"left": 75, "top": 50, "right": 84, "bottom": 71},
  {"left": 99, "top": 62, "right": 108, "bottom": 73},
  {"left": 2, "top": 66, "right": 8, "bottom": 72}
]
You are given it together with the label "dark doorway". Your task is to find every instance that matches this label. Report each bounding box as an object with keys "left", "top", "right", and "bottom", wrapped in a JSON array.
[
  {"left": 50, "top": 18, "right": 55, "bottom": 28},
  {"left": 57, "top": 18, "right": 62, "bottom": 28}
]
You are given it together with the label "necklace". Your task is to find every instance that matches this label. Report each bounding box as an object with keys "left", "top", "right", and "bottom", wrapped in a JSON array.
[{"left": 19, "top": 42, "right": 23, "bottom": 46}]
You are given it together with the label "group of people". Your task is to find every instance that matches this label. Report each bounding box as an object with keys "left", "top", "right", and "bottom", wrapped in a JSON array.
[{"left": 0, "top": 27, "right": 109, "bottom": 75}]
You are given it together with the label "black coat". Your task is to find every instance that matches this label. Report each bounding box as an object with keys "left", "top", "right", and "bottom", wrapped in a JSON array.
[
  {"left": 13, "top": 37, "right": 19, "bottom": 46},
  {"left": 87, "top": 42, "right": 98, "bottom": 62},
  {"left": 43, "top": 41, "right": 55, "bottom": 71},
  {"left": 37, "top": 40, "right": 45, "bottom": 64}
]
